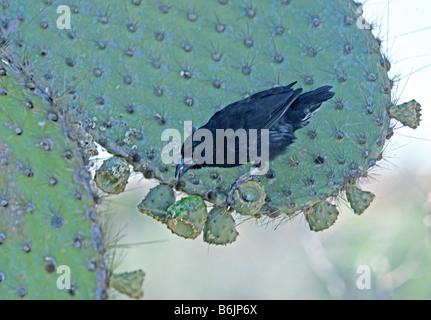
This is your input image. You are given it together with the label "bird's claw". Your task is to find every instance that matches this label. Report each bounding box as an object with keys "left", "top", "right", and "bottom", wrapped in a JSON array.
[
  {"left": 226, "top": 188, "right": 236, "bottom": 210},
  {"left": 225, "top": 171, "right": 257, "bottom": 210}
]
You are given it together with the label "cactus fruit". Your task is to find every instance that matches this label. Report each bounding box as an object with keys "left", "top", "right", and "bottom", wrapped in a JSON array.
[
  {"left": 305, "top": 201, "right": 339, "bottom": 231},
  {"left": 231, "top": 181, "right": 266, "bottom": 216},
  {"left": 166, "top": 196, "right": 208, "bottom": 239},
  {"left": 138, "top": 186, "right": 208, "bottom": 240},
  {"left": 137, "top": 184, "right": 175, "bottom": 221},
  {"left": 95, "top": 157, "right": 131, "bottom": 195},
  {"left": 204, "top": 208, "right": 238, "bottom": 245}
]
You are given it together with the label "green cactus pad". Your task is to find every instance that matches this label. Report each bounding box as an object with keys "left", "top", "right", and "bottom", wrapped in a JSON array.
[
  {"left": 166, "top": 196, "right": 208, "bottom": 239},
  {"left": 95, "top": 156, "right": 131, "bottom": 195},
  {"left": 0, "top": 68, "right": 106, "bottom": 299},
  {"left": 232, "top": 181, "right": 266, "bottom": 216},
  {"left": 387, "top": 100, "right": 421, "bottom": 129},
  {"left": 137, "top": 184, "right": 175, "bottom": 221},
  {"left": 204, "top": 207, "right": 238, "bottom": 245},
  {"left": 345, "top": 185, "right": 375, "bottom": 215},
  {"left": 110, "top": 270, "right": 144, "bottom": 300},
  {"left": 2, "top": 0, "right": 420, "bottom": 234},
  {"left": 305, "top": 201, "right": 339, "bottom": 232}
]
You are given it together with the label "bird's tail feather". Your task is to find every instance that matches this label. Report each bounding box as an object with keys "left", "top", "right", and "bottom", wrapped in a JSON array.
[
  {"left": 297, "top": 85, "right": 335, "bottom": 112},
  {"left": 290, "top": 85, "right": 335, "bottom": 124}
]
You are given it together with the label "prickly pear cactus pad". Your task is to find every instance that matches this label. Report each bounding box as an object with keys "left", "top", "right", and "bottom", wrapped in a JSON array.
[
  {"left": 137, "top": 184, "right": 176, "bottom": 221},
  {"left": 0, "top": 70, "right": 107, "bottom": 299},
  {"left": 387, "top": 100, "right": 421, "bottom": 129},
  {"left": 204, "top": 207, "right": 239, "bottom": 245},
  {"left": 305, "top": 201, "right": 339, "bottom": 231},
  {"left": 345, "top": 185, "right": 375, "bottom": 215},
  {"left": 110, "top": 270, "right": 145, "bottom": 300},
  {"left": 95, "top": 156, "right": 131, "bottom": 195},
  {"left": 1, "top": 0, "right": 421, "bottom": 249}
]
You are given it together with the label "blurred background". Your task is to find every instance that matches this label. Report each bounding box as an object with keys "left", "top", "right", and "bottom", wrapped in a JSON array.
[{"left": 102, "top": 0, "right": 431, "bottom": 299}]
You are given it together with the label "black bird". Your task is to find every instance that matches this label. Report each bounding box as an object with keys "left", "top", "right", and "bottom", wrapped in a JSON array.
[{"left": 175, "top": 82, "right": 335, "bottom": 203}]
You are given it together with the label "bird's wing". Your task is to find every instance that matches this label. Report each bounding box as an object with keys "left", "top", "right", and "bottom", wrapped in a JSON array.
[
  {"left": 261, "top": 87, "right": 303, "bottom": 129},
  {"left": 202, "top": 83, "right": 302, "bottom": 131},
  {"left": 241, "top": 84, "right": 302, "bottom": 130}
]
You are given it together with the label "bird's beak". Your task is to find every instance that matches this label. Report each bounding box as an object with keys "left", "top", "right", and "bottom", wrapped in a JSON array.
[{"left": 175, "top": 157, "right": 195, "bottom": 179}]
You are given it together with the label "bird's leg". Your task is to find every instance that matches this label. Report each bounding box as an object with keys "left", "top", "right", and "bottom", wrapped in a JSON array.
[{"left": 226, "top": 171, "right": 260, "bottom": 208}]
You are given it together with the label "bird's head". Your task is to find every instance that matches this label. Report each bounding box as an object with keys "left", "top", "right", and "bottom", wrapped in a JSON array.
[
  {"left": 175, "top": 156, "right": 196, "bottom": 180},
  {"left": 175, "top": 135, "right": 197, "bottom": 179}
]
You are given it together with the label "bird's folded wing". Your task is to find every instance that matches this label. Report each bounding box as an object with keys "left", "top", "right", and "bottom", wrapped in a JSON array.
[
  {"left": 262, "top": 87, "right": 303, "bottom": 129},
  {"left": 202, "top": 83, "right": 303, "bottom": 131}
]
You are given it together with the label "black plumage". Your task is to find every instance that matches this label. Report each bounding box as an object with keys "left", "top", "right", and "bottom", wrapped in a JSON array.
[{"left": 176, "top": 81, "right": 335, "bottom": 179}]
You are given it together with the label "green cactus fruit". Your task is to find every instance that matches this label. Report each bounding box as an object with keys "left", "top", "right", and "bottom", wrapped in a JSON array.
[
  {"left": 2, "top": 0, "right": 420, "bottom": 230},
  {"left": 0, "top": 68, "right": 107, "bottom": 299},
  {"left": 109, "top": 270, "right": 144, "bottom": 299},
  {"left": 137, "top": 184, "right": 175, "bottom": 221},
  {"left": 387, "top": 100, "right": 421, "bottom": 129},
  {"left": 345, "top": 185, "right": 375, "bottom": 215},
  {"left": 95, "top": 156, "right": 130, "bottom": 195},
  {"left": 204, "top": 208, "right": 238, "bottom": 245},
  {"left": 231, "top": 181, "right": 266, "bottom": 216},
  {"left": 166, "top": 196, "right": 207, "bottom": 239},
  {"left": 305, "top": 201, "right": 339, "bottom": 232}
]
